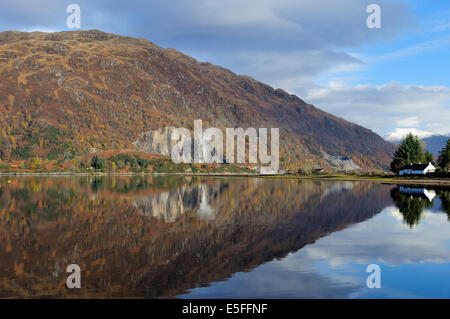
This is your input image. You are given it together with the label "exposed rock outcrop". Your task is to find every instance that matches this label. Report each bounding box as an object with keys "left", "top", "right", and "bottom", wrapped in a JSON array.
[
  {"left": 323, "top": 153, "right": 361, "bottom": 171},
  {"left": 133, "top": 127, "right": 177, "bottom": 157},
  {"left": 0, "top": 30, "right": 395, "bottom": 170}
]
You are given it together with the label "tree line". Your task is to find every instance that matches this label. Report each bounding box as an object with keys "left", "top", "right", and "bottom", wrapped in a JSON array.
[{"left": 391, "top": 133, "right": 450, "bottom": 173}]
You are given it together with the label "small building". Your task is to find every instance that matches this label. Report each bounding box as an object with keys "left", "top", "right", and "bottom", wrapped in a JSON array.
[
  {"left": 399, "top": 186, "right": 436, "bottom": 201},
  {"left": 398, "top": 163, "right": 436, "bottom": 176},
  {"left": 313, "top": 168, "right": 327, "bottom": 175}
]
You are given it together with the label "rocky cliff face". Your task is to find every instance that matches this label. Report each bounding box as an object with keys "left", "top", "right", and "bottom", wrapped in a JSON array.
[
  {"left": 133, "top": 127, "right": 177, "bottom": 157},
  {"left": 323, "top": 153, "right": 361, "bottom": 171},
  {"left": 0, "top": 30, "right": 395, "bottom": 170}
]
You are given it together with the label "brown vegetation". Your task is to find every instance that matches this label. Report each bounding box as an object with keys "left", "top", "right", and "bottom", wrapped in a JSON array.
[{"left": 0, "top": 30, "right": 394, "bottom": 171}]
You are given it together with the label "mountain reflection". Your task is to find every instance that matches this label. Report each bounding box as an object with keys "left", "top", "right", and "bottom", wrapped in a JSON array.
[
  {"left": 133, "top": 182, "right": 221, "bottom": 222},
  {"left": 0, "top": 177, "right": 392, "bottom": 298},
  {"left": 391, "top": 186, "right": 450, "bottom": 227}
]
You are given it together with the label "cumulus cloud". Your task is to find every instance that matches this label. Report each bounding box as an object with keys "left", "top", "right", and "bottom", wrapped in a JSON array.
[
  {"left": 182, "top": 203, "right": 450, "bottom": 298},
  {"left": 300, "top": 205, "right": 450, "bottom": 267},
  {"left": 3, "top": 0, "right": 447, "bottom": 138},
  {"left": 227, "top": 50, "right": 365, "bottom": 84},
  {"left": 0, "top": 0, "right": 413, "bottom": 78},
  {"left": 384, "top": 128, "right": 434, "bottom": 142},
  {"left": 303, "top": 82, "right": 450, "bottom": 136}
]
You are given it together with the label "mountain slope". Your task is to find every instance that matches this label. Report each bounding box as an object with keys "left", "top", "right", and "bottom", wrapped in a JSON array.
[
  {"left": 0, "top": 30, "right": 394, "bottom": 170},
  {"left": 422, "top": 135, "right": 449, "bottom": 156}
]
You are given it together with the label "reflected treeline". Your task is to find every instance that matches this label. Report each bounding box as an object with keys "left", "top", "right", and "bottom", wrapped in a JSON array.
[
  {"left": 86, "top": 175, "right": 199, "bottom": 194},
  {"left": 0, "top": 176, "right": 392, "bottom": 298},
  {"left": 391, "top": 186, "right": 450, "bottom": 227}
]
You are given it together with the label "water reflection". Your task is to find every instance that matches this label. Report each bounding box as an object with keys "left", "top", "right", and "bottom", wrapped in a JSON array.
[
  {"left": 183, "top": 184, "right": 450, "bottom": 299},
  {"left": 391, "top": 186, "right": 450, "bottom": 227},
  {"left": 1, "top": 177, "right": 450, "bottom": 298},
  {"left": 133, "top": 182, "right": 221, "bottom": 222}
]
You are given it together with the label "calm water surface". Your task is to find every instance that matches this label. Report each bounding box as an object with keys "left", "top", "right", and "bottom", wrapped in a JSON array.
[{"left": 0, "top": 176, "right": 449, "bottom": 298}]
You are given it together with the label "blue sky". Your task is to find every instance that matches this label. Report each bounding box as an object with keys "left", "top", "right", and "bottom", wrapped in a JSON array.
[
  {"left": 180, "top": 204, "right": 450, "bottom": 298},
  {"left": 0, "top": 0, "right": 449, "bottom": 139}
]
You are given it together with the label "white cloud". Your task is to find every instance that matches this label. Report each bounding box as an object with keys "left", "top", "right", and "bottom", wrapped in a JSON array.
[
  {"left": 302, "top": 81, "right": 450, "bottom": 136},
  {"left": 384, "top": 128, "right": 434, "bottom": 142},
  {"left": 299, "top": 205, "right": 450, "bottom": 267},
  {"left": 228, "top": 50, "right": 365, "bottom": 84},
  {"left": 396, "top": 116, "right": 420, "bottom": 127},
  {"left": 3, "top": 0, "right": 447, "bottom": 139},
  {"left": 155, "top": 0, "right": 414, "bottom": 88},
  {"left": 0, "top": 0, "right": 414, "bottom": 82},
  {"left": 183, "top": 202, "right": 450, "bottom": 298},
  {"left": 360, "top": 36, "right": 450, "bottom": 64},
  {"left": 20, "top": 27, "right": 59, "bottom": 33}
]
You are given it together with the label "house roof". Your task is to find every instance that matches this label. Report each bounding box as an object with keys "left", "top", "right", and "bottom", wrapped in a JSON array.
[{"left": 401, "top": 163, "right": 432, "bottom": 170}]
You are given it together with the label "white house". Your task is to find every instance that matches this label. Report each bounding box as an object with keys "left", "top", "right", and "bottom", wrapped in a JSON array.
[
  {"left": 399, "top": 163, "right": 436, "bottom": 176},
  {"left": 399, "top": 186, "right": 437, "bottom": 201}
]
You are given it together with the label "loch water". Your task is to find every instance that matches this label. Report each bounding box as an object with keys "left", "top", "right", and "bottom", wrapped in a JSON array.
[{"left": 1, "top": 176, "right": 449, "bottom": 298}]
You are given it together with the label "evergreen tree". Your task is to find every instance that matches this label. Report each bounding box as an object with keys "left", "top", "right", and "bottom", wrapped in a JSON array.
[
  {"left": 438, "top": 139, "right": 450, "bottom": 170},
  {"left": 91, "top": 155, "right": 105, "bottom": 170},
  {"left": 424, "top": 151, "right": 434, "bottom": 164},
  {"left": 390, "top": 133, "right": 425, "bottom": 173}
]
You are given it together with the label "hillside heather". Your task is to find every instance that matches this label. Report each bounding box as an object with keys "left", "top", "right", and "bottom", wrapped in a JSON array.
[{"left": 0, "top": 30, "right": 394, "bottom": 171}]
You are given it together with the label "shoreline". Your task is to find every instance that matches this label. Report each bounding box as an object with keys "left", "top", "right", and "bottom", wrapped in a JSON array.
[
  {"left": 1, "top": 172, "right": 450, "bottom": 186},
  {"left": 282, "top": 176, "right": 450, "bottom": 186}
]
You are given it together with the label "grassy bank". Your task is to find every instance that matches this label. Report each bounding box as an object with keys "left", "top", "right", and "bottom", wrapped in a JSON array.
[
  {"left": 0, "top": 151, "right": 257, "bottom": 176},
  {"left": 265, "top": 174, "right": 450, "bottom": 186},
  {"left": 1, "top": 170, "right": 450, "bottom": 186}
]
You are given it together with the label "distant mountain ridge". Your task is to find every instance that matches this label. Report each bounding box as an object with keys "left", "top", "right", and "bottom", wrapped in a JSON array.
[
  {"left": 421, "top": 135, "right": 449, "bottom": 156},
  {"left": 0, "top": 30, "right": 395, "bottom": 170},
  {"left": 388, "top": 133, "right": 449, "bottom": 156}
]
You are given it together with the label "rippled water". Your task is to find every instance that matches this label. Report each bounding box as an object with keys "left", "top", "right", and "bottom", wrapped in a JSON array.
[{"left": 0, "top": 176, "right": 449, "bottom": 298}]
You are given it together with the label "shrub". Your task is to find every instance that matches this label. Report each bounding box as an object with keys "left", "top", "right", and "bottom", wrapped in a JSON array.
[
  {"left": 28, "top": 157, "right": 41, "bottom": 170},
  {"left": 136, "top": 157, "right": 149, "bottom": 168},
  {"left": 91, "top": 155, "right": 105, "bottom": 170}
]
